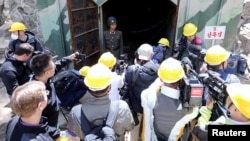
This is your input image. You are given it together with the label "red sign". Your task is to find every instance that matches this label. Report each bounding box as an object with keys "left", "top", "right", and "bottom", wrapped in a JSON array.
[{"left": 191, "top": 87, "right": 203, "bottom": 97}]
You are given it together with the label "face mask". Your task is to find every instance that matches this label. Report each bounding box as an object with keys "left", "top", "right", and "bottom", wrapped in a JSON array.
[{"left": 11, "top": 34, "right": 18, "bottom": 40}]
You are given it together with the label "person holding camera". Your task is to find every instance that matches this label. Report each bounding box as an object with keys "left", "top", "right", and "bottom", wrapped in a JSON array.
[
  {"left": 174, "top": 22, "right": 204, "bottom": 73},
  {"left": 192, "top": 83, "right": 250, "bottom": 141},
  {"left": 203, "top": 45, "right": 240, "bottom": 83},
  {"left": 202, "top": 45, "right": 241, "bottom": 120},
  {"left": 141, "top": 57, "right": 200, "bottom": 141},
  {"left": 29, "top": 52, "right": 78, "bottom": 127},
  {"left": 98, "top": 51, "right": 124, "bottom": 100},
  {"left": 123, "top": 43, "right": 159, "bottom": 141}
]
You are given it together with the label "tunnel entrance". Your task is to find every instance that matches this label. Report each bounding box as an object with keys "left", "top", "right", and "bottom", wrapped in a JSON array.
[{"left": 102, "top": 0, "right": 178, "bottom": 62}]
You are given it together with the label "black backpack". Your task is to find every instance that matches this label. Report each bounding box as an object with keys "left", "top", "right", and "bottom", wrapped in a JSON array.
[
  {"left": 74, "top": 101, "right": 119, "bottom": 141},
  {"left": 52, "top": 69, "right": 87, "bottom": 108}
]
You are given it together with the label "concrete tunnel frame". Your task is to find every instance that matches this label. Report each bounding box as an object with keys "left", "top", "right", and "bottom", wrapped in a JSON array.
[{"left": 101, "top": 0, "right": 178, "bottom": 60}]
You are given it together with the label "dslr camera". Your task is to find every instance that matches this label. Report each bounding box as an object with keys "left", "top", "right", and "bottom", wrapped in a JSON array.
[
  {"left": 75, "top": 53, "right": 86, "bottom": 62},
  {"left": 116, "top": 54, "right": 128, "bottom": 75}
]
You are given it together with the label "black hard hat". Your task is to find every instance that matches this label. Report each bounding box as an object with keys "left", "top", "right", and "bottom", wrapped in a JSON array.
[{"left": 107, "top": 16, "right": 117, "bottom": 25}]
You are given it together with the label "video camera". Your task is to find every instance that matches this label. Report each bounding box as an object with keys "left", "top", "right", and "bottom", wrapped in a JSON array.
[
  {"left": 180, "top": 57, "right": 204, "bottom": 107},
  {"left": 188, "top": 48, "right": 206, "bottom": 62},
  {"left": 116, "top": 54, "right": 128, "bottom": 75},
  {"left": 180, "top": 57, "right": 229, "bottom": 107},
  {"left": 200, "top": 70, "right": 228, "bottom": 105}
]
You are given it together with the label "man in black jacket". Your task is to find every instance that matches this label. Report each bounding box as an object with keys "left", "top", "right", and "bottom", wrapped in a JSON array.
[
  {"left": 6, "top": 81, "right": 60, "bottom": 141},
  {"left": 29, "top": 53, "right": 77, "bottom": 127},
  {"left": 123, "top": 43, "right": 159, "bottom": 140},
  {"left": 0, "top": 43, "right": 34, "bottom": 97},
  {"left": 103, "top": 16, "right": 123, "bottom": 59},
  {"left": 8, "top": 22, "right": 43, "bottom": 54}
]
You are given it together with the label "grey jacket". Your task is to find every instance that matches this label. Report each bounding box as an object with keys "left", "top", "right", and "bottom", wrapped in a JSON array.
[{"left": 67, "top": 92, "right": 134, "bottom": 140}]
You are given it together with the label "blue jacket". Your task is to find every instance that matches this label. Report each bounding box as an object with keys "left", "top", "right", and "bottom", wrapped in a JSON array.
[
  {"left": 8, "top": 31, "right": 43, "bottom": 53},
  {"left": 152, "top": 44, "right": 165, "bottom": 64}
]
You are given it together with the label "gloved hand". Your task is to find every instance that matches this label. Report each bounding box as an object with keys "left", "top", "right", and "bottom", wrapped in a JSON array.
[
  {"left": 84, "top": 134, "right": 99, "bottom": 141},
  {"left": 102, "top": 126, "right": 115, "bottom": 136},
  {"left": 101, "top": 126, "right": 117, "bottom": 141}
]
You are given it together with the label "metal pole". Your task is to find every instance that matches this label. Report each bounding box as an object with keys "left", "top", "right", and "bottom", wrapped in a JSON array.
[{"left": 172, "top": 0, "right": 181, "bottom": 56}]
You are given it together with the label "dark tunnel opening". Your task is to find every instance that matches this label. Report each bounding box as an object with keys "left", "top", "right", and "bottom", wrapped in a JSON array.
[{"left": 102, "top": 0, "right": 177, "bottom": 62}]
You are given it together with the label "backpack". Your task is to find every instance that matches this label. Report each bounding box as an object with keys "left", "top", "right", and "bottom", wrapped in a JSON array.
[
  {"left": 74, "top": 101, "right": 119, "bottom": 141},
  {"left": 52, "top": 69, "right": 87, "bottom": 108}
]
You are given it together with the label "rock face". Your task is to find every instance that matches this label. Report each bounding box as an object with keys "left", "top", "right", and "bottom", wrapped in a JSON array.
[
  {"left": 0, "top": 0, "right": 45, "bottom": 63},
  {"left": 237, "top": 1, "right": 250, "bottom": 55},
  {"left": 236, "top": 1, "right": 250, "bottom": 83}
]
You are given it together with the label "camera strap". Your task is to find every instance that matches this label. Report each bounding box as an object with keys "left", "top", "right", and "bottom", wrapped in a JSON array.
[{"left": 131, "top": 65, "right": 140, "bottom": 86}]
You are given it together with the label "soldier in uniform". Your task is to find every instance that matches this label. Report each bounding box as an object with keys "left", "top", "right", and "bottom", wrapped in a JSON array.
[{"left": 103, "top": 16, "right": 124, "bottom": 59}]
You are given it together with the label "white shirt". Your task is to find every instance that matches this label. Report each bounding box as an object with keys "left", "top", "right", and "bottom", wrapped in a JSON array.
[{"left": 109, "top": 72, "right": 124, "bottom": 100}]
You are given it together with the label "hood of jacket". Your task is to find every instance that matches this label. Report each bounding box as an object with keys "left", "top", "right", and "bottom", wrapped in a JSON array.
[
  {"left": 138, "top": 60, "right": 159, "bottom": 81},
  {"left": 4, "top": 52, "right": 24, "bottom": 64}
]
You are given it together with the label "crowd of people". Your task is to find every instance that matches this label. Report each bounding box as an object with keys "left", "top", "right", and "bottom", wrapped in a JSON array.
[{"left": 1, "top": 18, "right": 249, "bottom": 141}]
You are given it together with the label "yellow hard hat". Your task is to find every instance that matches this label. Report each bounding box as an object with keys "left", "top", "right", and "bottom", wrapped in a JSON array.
[
  {"left": 226, "top": 83, "right": 250, "bottom": 118},
  {"left": 204, "top": 45, "right": 230, "bottom": 66},
  {"left": 158, "top": 38, "right": 170, "bottom": 47},
  {"left": 158, "top": 57, "right": 184, "bottom": 83},
  {"left": 183, "top": 23, "right": 197, "bottom": 36},
  {"left": 9, "top": 22, "right": 26, "bottom": 32},
  {"left": 84, "top": 63, "right": 112, "bottom": 91},
  {"left": 79, "top": 66, "right": 90, "bottom": 77},
  {"left": 98, "top": 52, "right": 117, "bottom": 68}
]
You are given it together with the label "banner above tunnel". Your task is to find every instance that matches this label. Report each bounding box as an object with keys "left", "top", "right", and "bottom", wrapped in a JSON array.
[{"left": 92, "top": 0, "right": 107, "bottom": 6}]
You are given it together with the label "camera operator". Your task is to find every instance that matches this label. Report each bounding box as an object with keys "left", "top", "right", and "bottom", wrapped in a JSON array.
[
  {"left": 98, "top": 52, "right": 124, "bottom": 100},
  {"left": 202, "top": 45, "right": 241, "bottom": 121},
  {"left": 29, "top": 52, "right": 79, "bottom": 127},
  {"left": 141, "top": 57, "right": 200, "bottom": 141},
  {"left": 193, "top": 83, "right": 250, "bottom": 141},
  {"left": 202, "top": 45, "right": 240, "bottom": 83},
  {"left": 174, "top": 23, "right": 205, "bottom": 73},
  {"left": 123, "top": 43, "right": 159, "bottom": 141}
]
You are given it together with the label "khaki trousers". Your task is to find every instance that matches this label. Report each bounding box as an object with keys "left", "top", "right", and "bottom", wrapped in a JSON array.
[{"left": 125, "top": 113, "right": 143, "bottom": 141}]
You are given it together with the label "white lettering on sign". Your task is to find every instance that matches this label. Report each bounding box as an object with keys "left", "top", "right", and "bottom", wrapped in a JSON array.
[{"left": 204, "top": 26, "right": 226, "bottom": 39}]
